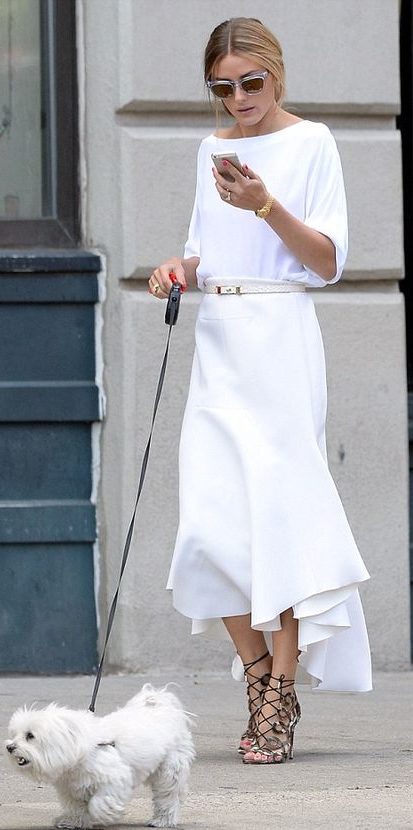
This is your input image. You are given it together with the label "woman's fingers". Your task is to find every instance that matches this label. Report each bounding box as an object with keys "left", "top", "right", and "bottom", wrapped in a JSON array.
[
  {"left": 212, "top": 161, "right": 260, "bottom": 194},
  {"left": 214, "top": 160, "right": 255, "bottom": 183},
  {"left": 222, "top": 161, "right": 247, "bottom": 182},
  {"left": 212, "top": 167, "right": 235, "bottom": 201},
  {"left": 212, "top": 161, "right": 268, "bottom": 212},
  {"left": 212, "top": 165, "right": 236, "bottom": 188},
  {"left": 170, "top": 262, "right": 187, "bottom": 292},
  {"left": 214, "top": 179, "right": 230, "bottom": 200},
  {"left": 242, "top": 163, "right": 259, "bottom": 180},
  {"left": 149, "top": 268, "right": 172, "bottom": 298},
  {"left": 211, "top": 166, "right": 227, "bottom": 187},
  {"left": 148, "top": 262, "right": 187, "bottom": 299}
]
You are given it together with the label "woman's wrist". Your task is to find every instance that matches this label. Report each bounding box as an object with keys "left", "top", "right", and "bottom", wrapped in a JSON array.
[
  {"left": 255, "top": 192, "right": 275, "bottom": 219},
  {"left": 181, "top": 256, "right": 200, "bottom": 287}
]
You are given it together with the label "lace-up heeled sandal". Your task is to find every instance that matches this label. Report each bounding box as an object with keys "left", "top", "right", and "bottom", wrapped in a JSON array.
[
  {"left": 238, "top": 650, "right": 271, "bottom": 755},
  {"left": 243, "top": 673, "right": 301, "bottom": 764}
]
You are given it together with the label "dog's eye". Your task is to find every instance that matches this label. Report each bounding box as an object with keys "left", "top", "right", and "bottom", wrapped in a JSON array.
[{"left": 25, "top": 732, "right": 34, "bottom": 741}]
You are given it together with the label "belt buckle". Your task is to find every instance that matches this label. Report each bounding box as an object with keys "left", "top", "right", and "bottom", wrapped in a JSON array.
[{"left": 216, "top": 285, "right": 242, "bottom": 295}]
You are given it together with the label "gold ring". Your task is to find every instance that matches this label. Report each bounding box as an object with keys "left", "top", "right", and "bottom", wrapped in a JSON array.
[{"left": 153, "top": 283, "right": 160, "bottom": 293}]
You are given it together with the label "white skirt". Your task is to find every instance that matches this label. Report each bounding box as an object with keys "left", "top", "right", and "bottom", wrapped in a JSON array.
[{"left": 167, "top": 280, "right": 372, "bottom": 692}]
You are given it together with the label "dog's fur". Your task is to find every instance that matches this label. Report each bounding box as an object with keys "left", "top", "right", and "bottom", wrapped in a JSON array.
[{"left": 5, "top": 684, "right": 195, "bottom": 828}]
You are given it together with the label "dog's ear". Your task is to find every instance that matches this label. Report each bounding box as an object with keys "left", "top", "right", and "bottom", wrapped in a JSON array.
[{"left": 32, "top": 707, "right": 89, "bottom": 779}]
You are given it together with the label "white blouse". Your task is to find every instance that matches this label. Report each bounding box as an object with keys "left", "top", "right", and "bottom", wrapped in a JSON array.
[{"left": 184, "top": 120, "right": 348, "bottom": 289}]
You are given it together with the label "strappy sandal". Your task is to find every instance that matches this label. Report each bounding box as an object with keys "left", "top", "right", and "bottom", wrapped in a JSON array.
[
  {"left": 242, "top": 673, "right": 301, "bottom": 764},
  {"left": 238, "top": 650, "right": 271, "bottom": 755}
]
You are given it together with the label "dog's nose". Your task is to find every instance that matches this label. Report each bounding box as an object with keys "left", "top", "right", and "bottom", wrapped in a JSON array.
[{"left": 7, "top": 743, "right": 16, "bottom": 753}]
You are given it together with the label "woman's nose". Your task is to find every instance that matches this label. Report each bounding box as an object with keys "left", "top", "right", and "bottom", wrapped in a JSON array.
[{"left": 234, "top": 84, "right": 247, "bottom": 101}]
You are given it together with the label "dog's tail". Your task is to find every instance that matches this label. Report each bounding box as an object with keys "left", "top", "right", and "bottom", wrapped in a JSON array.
[{"left": 127, "top": 684, "right": 197, "bottom": 723}]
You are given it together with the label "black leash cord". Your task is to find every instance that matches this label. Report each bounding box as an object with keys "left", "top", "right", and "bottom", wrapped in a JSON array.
[{"left": 89, "top": 312, "right": 177, "bottom": 712}]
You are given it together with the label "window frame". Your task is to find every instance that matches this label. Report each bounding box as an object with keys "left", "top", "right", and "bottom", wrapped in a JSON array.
[{"left": 0, "top": 0, "right": 79, "bottom": 248}]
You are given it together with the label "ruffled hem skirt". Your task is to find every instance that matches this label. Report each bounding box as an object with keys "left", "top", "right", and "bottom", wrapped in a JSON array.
[{"left": 167, "top": 284, "right": 372, "bottom": 692}]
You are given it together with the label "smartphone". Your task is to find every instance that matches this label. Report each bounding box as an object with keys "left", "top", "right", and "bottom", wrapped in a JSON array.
[{"left": 211, "top": 152, "right": 245, "bottom": 183}]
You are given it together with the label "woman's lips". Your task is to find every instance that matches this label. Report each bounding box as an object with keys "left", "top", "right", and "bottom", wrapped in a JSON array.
[{"left": 237, "top": 106, "right": 255, "bottom": 113}]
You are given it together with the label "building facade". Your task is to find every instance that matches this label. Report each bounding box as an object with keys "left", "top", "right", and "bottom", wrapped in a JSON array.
[{"left": 0, "top": 0, "right": 410, "bottom": 674}]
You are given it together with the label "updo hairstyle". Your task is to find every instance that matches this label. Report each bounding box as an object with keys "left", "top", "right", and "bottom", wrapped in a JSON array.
[{"left": 204, "top": 17, "right": 286, "bottom": 105}]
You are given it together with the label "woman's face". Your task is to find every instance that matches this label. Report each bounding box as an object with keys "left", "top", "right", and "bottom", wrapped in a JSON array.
[{"left": 212, "top": 53, "right": 277, "bottom": 129}]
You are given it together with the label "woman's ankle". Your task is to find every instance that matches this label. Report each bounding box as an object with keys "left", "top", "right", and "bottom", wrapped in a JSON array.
[
  {"left": 270, "top": 666, "right": 297, "bottom": 684},
  {"left": 265, "top": 673, "right": 296, "bottom": 701},
  {"left": 245, "top": 656, "right": 272, "bottom": 683},
  {"left": 242, "top": 649, "right": 271, "bottom": 673}
]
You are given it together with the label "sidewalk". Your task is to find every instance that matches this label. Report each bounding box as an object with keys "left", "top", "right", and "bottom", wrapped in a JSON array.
[{"left": 1, "top": 670, "right": 412, "bottom": 829}]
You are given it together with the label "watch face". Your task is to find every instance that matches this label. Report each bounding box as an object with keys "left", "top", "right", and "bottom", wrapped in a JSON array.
[{"left": 257, "top": 197, "right": 273, "bottom": 218}]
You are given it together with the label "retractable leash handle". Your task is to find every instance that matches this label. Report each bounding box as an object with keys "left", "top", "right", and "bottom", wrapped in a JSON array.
[
  {"left": 89, "top": 276, "right": 183, "bottom": 713},
  {"left": 165, "top": 278, "right": 182, "bottom": 326}
]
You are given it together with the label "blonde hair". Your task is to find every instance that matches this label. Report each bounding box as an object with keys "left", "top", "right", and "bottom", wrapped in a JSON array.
[{"left": 204, "top": 17, "right": 286, "bottom": 105}]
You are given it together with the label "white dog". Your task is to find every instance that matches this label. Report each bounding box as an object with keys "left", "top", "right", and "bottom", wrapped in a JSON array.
[{"left": 5, "top": 684, "right": 195, "bottom": 829}]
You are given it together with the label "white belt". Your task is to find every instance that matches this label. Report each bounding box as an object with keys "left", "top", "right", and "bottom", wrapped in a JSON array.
[{"left": 202, "top": 279, "right": 306, "bottom": 295}]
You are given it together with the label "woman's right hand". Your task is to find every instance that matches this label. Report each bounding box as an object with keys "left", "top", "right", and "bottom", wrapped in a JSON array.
[{"left": 148, "top": 257, "right": 187, "bottom": 299}]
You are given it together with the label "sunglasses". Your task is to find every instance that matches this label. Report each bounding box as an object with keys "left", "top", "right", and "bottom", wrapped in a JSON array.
[{"left": 207, "top": 71, "right": 269, "bottom": 99}]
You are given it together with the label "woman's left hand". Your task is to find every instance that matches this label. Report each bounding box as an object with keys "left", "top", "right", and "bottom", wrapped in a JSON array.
[{"left": 212, "top": 161, "right": 270, "bottom": 212}]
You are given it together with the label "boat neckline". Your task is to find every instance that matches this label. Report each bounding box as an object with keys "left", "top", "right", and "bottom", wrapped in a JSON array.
[{"left": 209, "top": 119, "right": 312, "bottom": 142}]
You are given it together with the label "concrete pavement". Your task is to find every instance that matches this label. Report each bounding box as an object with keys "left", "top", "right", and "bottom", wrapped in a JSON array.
[{"left": 1, "top": 670, "right": 412, "bottom": 829}]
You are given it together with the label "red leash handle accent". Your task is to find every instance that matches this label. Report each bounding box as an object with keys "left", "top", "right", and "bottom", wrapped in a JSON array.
[{"left": 169, "top": 271, "right": 186, "bottom": 291}]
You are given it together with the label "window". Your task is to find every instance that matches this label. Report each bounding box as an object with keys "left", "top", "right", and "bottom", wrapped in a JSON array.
[{"left": 0, "top": 0, "right": 79, "bottom": 246}]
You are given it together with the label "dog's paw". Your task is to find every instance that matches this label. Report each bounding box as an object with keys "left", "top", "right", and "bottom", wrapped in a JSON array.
[
  {"left": 147, "top": 817, "right": 178, "bottom": 828},
  {"left": 54, "top": 817, "right": 90, "bottom": 830}
]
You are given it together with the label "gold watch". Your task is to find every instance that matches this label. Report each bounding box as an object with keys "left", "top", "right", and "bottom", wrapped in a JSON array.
[{"left": 255, "top": 194, "right": 274, "bottom": 219}]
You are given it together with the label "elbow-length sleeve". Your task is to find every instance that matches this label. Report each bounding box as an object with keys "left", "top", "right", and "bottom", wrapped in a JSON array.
[
  {"left": 303, "top": 126, "right": 348, "bottom": 287},
  {"left": 183, "top": 196, "right": 200, "bottom": 259},
  {"left": 183, "top": 143, "right": 203, "bottom": 260}
]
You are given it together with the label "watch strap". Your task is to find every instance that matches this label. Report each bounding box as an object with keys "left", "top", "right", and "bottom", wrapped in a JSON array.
[{"left": 255, "top": 194, "right": 274, "bottom": 219}]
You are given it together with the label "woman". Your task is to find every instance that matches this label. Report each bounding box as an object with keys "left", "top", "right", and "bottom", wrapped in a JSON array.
[{"left": 148, "top": 17, "right": 372, "bottom": 765}]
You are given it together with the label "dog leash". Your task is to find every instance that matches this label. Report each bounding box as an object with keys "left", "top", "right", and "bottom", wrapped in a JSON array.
[{"left": 89, "top": 278, "right": 183, "bottom": 712}]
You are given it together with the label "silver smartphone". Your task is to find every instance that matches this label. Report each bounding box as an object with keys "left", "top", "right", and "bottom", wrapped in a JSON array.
[{"left": 211, "top": 152, "right": 244, "bottom": 183}]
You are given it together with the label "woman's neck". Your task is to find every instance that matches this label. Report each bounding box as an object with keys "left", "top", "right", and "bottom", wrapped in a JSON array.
[{"left": 226, "top": 105, "right": 302, "bottom": 139}]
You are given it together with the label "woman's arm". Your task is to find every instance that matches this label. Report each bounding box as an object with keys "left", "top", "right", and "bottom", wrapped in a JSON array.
[
  {"left": 264, "top": 200, "right": 336, "bottom": 281},
  {"left": 182, "top": 256, "right": 200, "bottom": 287},
  {"left": 212, "top": 162, "right": 337, "bottom": 282}
]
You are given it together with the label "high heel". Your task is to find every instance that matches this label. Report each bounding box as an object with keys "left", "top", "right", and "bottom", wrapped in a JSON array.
[
  {"left": 238, "top": 650, "right": 271, "bottom": 755},
  {"left": 243, "top": 673, "right": 301, "bottom": 764}
]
